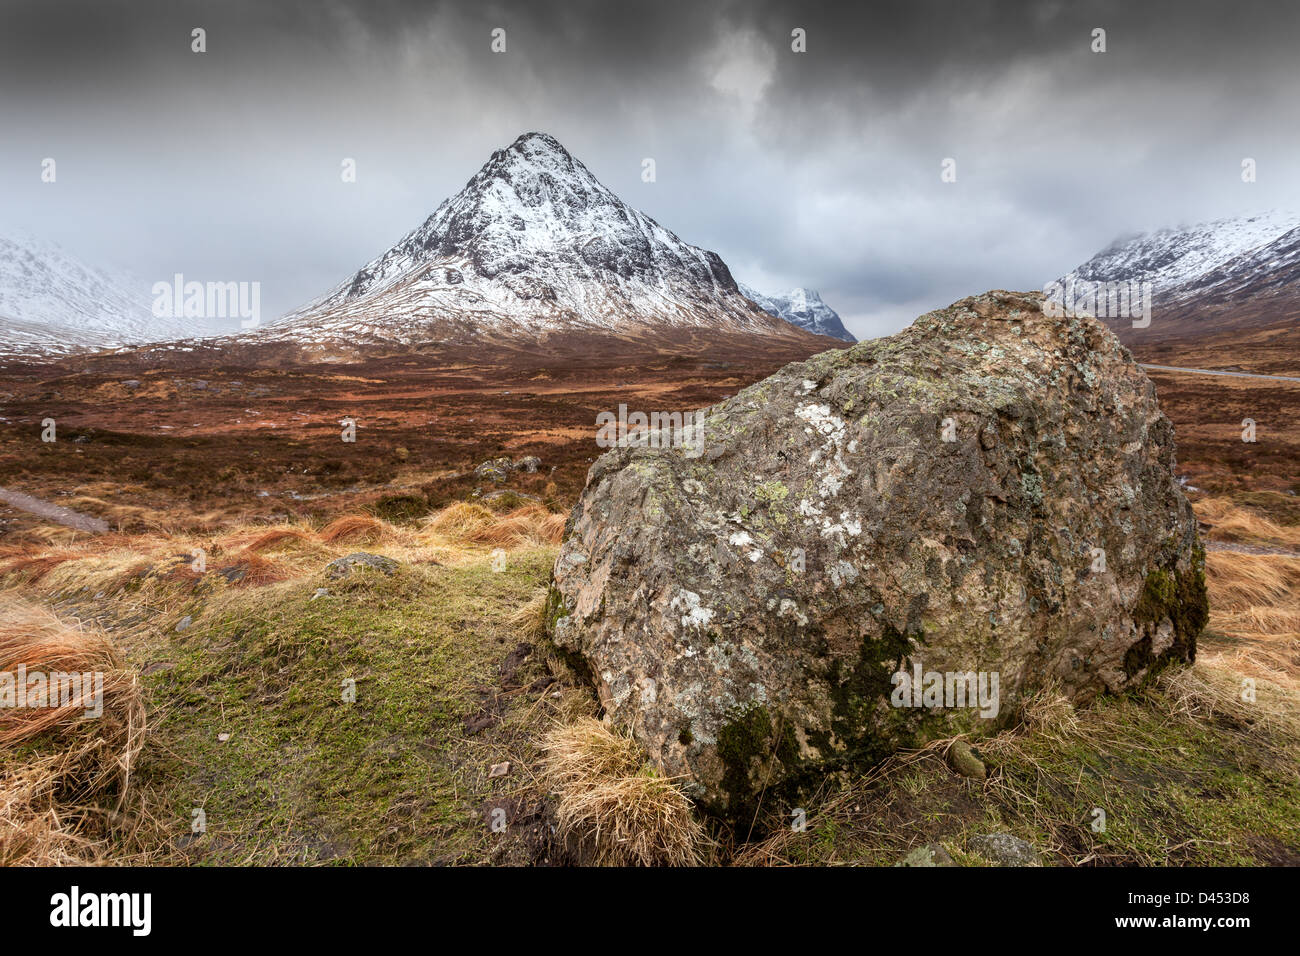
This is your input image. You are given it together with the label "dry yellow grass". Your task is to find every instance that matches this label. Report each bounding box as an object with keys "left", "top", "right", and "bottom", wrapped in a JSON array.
[
  {"left": 0, "top": 502, "right": 566, "bottom": 602},
  {"left": 229, "top": 526, "right": 316, "bottom": 553},
  {"left": 0, "top": 550, "right": 81, "bottom": 584},
  {"left": 318, "top": 514, "right": 393, "bottom": 545},
  {"left": 0, "top": 600, "right": 146, "bottom": 865},
  {"left": 479, "top": 505, "right": 566, "bottom": 549},
  {"left": 1195, "top": 497, "right": 1300, "bottom": 549},
  {"left": 541, "top": 718, "right": 707, "bottom": 866},
  {"left": 1201, "top": 551, "right": 1300, "bottom": 687},
  {"left": 509, "top": 587, "right": 550, "bottom": 641},
  {"left": 419, "top": 501, "right": 496, "bottom": 540}
]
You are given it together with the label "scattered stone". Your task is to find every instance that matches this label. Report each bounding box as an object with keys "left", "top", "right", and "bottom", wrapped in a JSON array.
[
  {"left": 489, "top": 761, "right": 511, "bottom": 778},
  {"left": 547, "top": 291, "right": 1208, "bottom": 820},
  {"left": 516, "top": 455, "right": 542, "bottom": 473},
  {"left": 895, "top": 844, "right": 956, "bottom": 867},
  {"left": 217, "top": 732, "right": 231, "bottom": 743},
  {"left": 311, "top": 588, "right": 330, "bottom": 600},
  {"left": 175, "top": 615, "right": 193, "bottom": 633},
  {"left": 948, "top": 740, "right": 986, "bottom": 780},
  {"left": 474, "top": 457, "right": 513, "bottom": 483},
  {"left": 323, "top": 552, "right": 399, "bottom": 579},
  {"left": 969, "top": 832, "right": 1042, "bottom": 866},
  {"left": 217, "top": 565, "right": 247, "bottom": 584}
]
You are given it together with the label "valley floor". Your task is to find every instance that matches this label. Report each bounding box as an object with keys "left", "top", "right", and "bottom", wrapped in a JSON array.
[{"left": 1, "top": 348, "right": 1297, "bottom": 866}]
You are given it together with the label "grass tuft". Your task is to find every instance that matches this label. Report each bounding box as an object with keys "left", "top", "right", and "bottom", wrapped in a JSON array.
[
  {"left": 541, "top": 718, "right": 707, "bottom": 867},
  {"left": 0, "top": 600, "right": 147, "bottom": 865}
]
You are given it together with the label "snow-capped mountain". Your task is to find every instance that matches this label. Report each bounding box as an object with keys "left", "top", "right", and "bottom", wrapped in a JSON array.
[
  {"left": 1058, "top": 211, "right": 1300, "bottom": 341},
  {"left": 0, "top": 231, "right": 190, "bottom": 354},
  {"left": 268, "top": 133, "right": 811, "bottom": 346},
  {"left": 737, "top": 283, "right": 855, "bottom": 342}
]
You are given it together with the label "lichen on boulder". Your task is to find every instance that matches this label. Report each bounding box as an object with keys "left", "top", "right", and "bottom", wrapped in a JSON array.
[{"left": 547, "top": 290, "right": 1207, "bottom": 821}]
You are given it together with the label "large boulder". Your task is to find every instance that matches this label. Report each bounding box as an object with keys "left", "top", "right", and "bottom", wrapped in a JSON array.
[{"left": 546, "top": 291, "right": 1206, "bottom": 821}]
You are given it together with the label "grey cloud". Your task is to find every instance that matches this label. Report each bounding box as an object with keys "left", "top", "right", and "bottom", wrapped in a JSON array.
[{"left": 1, "top": 0, "right": 1297, "bottom": 339}]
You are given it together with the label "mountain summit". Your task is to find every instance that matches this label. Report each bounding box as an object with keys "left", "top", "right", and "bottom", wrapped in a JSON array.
[
  {"left": 738, "top": 283, "right": 855, "bottom": 342},
  {"left": 272, "top": 132, "right": 810, "bottom": 346}
]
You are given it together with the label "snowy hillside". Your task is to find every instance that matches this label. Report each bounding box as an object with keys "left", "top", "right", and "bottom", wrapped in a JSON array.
[
  {"left": 268, "top": 133, "right": 804, "bottom": 345},
  {"left": 1060, "top": 211, "right": 1300, "bottom": 306},
  {"left": 0, "top": 232, "right": 189, "bottom": 354},
  {"left": 737, "top": 283, "right": 855, "bottom": 342}
]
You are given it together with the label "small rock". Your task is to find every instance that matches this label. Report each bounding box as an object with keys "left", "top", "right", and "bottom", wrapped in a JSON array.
[
  {"left": 489, "top": 761, "right": 511, "bottom": 778},
  {"left": 474, "top": 457, "right": 513, "bottom": 483},
  {"left": 217, "top": 733, "right": 231, "bottom": 743},
  {"left": 175, "top": 615, "right": 193, "bottom": 633},
  {"left": 217, "top": 565, "right": 247, "bottom": 584},
  {"left": 948, "top": 740, "right": 986, "bottom": 780},
  {"left": 895, "top": 844, "right": 956, "bottom": 867},
  {"left": 311, "top": 588, "right": 330, "bottom": 600},
  {"left": 515, "top": 455, "right": 542, "bottom": 473},
  {"left": 323, "top": 552, "right": 400, "bottom": 580},
  {"left": 969, "top": 832, "right": 1042, "bottom": 866}
]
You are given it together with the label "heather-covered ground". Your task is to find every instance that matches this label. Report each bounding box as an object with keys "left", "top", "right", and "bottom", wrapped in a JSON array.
[{"left": 1, "top": 346, "right": 1297, "bottom": 866}]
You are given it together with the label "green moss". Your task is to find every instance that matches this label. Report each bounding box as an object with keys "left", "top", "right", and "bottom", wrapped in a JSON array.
[
  {"left": 1128, "top": 545, "right": 1208, "bottom": 678},
  {"left": 753, "top": 481, "right": 789, "bottom": 503},
  {"left": 1135, "top": 569, "right": 1176, "bottom": 625},
  {"left": 133, "top": 548, "right": 564, "bottom": 865},
  {"left": 752, "top": 670, "right": 1300, "bottom": 867},
  {"left": 715, "top": 704, "right": 800, "bottom": 826},
  {"left": 543, "top": 581, "right": 570, "bottom": 632}
]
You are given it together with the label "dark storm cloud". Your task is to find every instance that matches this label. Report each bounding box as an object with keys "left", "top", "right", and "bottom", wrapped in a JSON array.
[{"left": 2, "top": 0, "right": 1297, "bottom": 337}]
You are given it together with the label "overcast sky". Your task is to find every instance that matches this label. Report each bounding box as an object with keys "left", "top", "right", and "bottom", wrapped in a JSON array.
[{"left": 2, "top": 0, "right": 1298, "bottom": 339}]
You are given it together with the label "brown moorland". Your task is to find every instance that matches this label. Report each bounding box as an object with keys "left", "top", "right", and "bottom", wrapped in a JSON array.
[{"left": 1, "top": 327, "right": 1297, "bottom": 866}]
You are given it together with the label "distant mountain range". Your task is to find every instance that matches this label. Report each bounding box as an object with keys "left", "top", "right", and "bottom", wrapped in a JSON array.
[
  {"left": 736, "top": 284, "right": 855, "bottom": 342},
  {"left": 0, "top": 232, "right": 189, "bottom": 354},
  {"left": 265, "top": 132, "right": 834, "bottom": 350},
  {"left": 1057, "top": 211, "right": 1300, "bottom": 347},
  {"left": 6, "top": 139, "right": 1298, "bottom": 363},
  {"left": 0, "top": 133, "right": 850, "bottom": 358}
]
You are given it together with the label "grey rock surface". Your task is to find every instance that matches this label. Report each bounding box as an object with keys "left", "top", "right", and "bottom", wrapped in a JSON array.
[
  {"left": 547, "top": 290, "right": 1206, "bottom": 819},
  {"left": 969, "top": 832, "right": 1043, "bottom": 866},
  {"left": 324, "top": 552, "right": 400, "bottom": 580}
]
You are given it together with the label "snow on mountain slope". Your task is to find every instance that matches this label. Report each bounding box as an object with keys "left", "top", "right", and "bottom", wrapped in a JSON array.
[
  {"left": 737, "top": 283, "right": 855, "bottom": 342},
  {"left": 0, "top": 232, "right": 188, "bottom": 354},
  {"left": 1060, "top": 211, "right": 1300, "bottom": 311},
  {"left": 1056, "top": 211, "right": 1300, "bottom": 345},
  {"left": 268, "top": 133, "right": 805, "bottom": 346}
]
